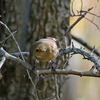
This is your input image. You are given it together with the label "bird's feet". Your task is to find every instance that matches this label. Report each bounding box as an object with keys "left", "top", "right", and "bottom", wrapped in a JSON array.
[
  {"left": 51, "top": 66, "right": 56, "bottom": 74},
  {"left": 32, "top": 65, "right": 36, "bottom": 70},
  {"left": 32, "top": 60, "right": 39, "bottom": 70},
  {"left": 49, "top": 61, "right": 56, "bottom": 74}
]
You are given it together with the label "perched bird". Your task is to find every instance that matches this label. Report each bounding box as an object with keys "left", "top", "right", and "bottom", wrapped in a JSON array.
[{"left": 30, "top": 37, "right": 59, "bottom": 70}]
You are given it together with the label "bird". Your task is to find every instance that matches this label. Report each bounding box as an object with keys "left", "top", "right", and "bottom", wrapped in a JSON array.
[{"left": 29, "top": 37, "right": 59, "bottom": 70}]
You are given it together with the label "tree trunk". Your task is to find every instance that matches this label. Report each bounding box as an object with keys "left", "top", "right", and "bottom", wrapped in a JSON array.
[{"left": 0, "top": 0, "right": 72, "bottom": 100}]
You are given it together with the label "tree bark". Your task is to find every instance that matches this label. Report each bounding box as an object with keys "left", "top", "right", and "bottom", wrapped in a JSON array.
[{"left": 0, "top": 0, "right": 71, "bottom": 100}]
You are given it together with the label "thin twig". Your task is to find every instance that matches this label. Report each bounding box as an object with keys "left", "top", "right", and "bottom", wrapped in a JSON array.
[
  {"left": 81, "top": 10, "right": 100, "bottom": 17},
  {"left": 54, "top": 75, "right": 60, "bottom": 100},
  {"left": 85, "top": 17, "right": 100, "bottom": 30},
  {"left": 71, "top": 0, "right": 75, "bottom": 15},
  {"left": 65, "top": 7, "right": 93, "bottom": 36},
  {"left": 11, "top": 52, "right": 29, "bottom": 57},
  {"left": 0, "top": 21, "right": 24, "bottom": 60},
  {"left": 80, "top": 0, "right": 83, "bottom": 11},
  {"left": 0, "top": 31, "right": 17, "bottom": 45}
]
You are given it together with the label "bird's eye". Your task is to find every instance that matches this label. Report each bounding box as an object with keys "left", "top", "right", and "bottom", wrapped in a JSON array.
[{"left": 36, "top": 49, "right": 39, "bottom": 52}]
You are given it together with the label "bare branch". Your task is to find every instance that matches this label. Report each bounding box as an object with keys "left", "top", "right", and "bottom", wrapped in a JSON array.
[
  {"left": 1, "top": 46, "right": 100, "bottom": 77},
  {"left": 70, "top": 9, "right": 100, "bottom": 31},
  {"left": 8, "top": 46, "right": 100, "bottom": 73},
  {"left": 0, "top": 47, "right": 32, "bottom": 70},
  {"left": 59, "top": 47, "right": 100, "bottom": 71},
  {"left": 36, "top": 69, "right": 100, "bottom": 78},
  {"left": 80, "top": 10, "right": 100, "bottom": 17},
  {"left": 65, "top": 7, "right": 93, "bottom": 36},
  {"left": 0, "top": 21, "right": 24, "bottom": 60},
  {"left": 11, "top": 52, "right": 29, "bottom": 57},
  {"left": 0, "top": 31, "right": 17, "bottom": 46},
  {"left": 71, "top": 35, "right": 100, "bottom": 56},
  {"left": 0, "top": 21, "right": 14, "bottom": 34}
]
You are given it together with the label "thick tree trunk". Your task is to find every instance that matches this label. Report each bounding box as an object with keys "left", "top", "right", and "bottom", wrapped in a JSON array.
[{"left": 0, "top": 0, "right": 72, "bottom": 100}]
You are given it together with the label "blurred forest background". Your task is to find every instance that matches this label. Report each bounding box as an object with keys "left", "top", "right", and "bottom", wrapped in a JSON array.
[{"left": 0, "top": 0, "right": 100, "bottom": 100}]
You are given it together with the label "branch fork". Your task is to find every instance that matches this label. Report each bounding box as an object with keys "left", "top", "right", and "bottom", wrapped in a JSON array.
[{"left": 0, "top": 46, "right": 100, "bottom": 78}]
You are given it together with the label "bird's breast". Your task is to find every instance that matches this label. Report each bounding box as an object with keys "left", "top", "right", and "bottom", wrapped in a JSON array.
[
  {"left": 31, "top": 40, "right": 59, "bottom": 62},
  {"left": 35, "top": 49, "right": 59, "bottom": 62}
]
